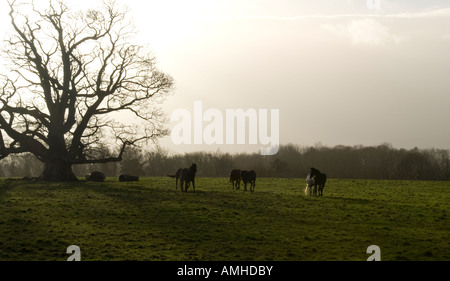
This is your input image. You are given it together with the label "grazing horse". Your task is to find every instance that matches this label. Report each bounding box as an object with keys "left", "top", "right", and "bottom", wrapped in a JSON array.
[
  {"left": 240, "top": 170, "right": 256, "bottom": 192},
  {"left": 180, "top": 163, "right": 197, "bottom": 192},
  {"left": 167, "top": 168, "right": 182, "bottom": 189},
  {"left": 308, "top": 168, "right": 327, "bottom": 196},
  {"left": 230, "top": 169, "right": 241, "bottom": 190}
]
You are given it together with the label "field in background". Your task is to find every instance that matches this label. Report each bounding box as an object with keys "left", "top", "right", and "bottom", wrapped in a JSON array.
[{"left": 0, "top": 177, "right": 448, "bottom": 261}]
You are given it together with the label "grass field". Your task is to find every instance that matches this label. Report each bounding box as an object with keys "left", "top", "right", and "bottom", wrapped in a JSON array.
[{"left": 0, "top": 177, "right": 448, "bottom": 261}]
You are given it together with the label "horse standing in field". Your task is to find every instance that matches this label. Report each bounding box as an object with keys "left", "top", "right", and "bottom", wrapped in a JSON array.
[
  {"left": 167, "top": 168, "right": 182, "bottom": 189},
  {"left": 179, "top": 163, "right": 197, "bottom": 192},
  {"left": 308, "top": 168, "right": 327, "bottom": 196},
  {"left": 241, "top": 170, "right": 256, "bottom": 192},
  {"left": 305, "top": 175, "right": 315, "bottom": 196},
  {"left": 230, "top": 169, "right": 241, "bottom": 190}
]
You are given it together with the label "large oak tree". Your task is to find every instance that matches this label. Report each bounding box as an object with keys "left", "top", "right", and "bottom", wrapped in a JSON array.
[{"left": 0, "top": 0, "right": 174, "bottom": 181}]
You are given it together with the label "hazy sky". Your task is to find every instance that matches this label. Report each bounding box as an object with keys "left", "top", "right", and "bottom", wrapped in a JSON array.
[{"left": 1, "top": 0, "right": 449, "bottom": 155}]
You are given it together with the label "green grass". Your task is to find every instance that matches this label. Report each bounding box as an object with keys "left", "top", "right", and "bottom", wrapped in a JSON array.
[{"left": 0, "top": 177, "right": 448, "bottom": 261}]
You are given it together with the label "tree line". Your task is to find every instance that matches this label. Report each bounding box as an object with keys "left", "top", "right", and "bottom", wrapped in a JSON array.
[{"left": 0, "top": 143, "right": 449, "bottom": 181}]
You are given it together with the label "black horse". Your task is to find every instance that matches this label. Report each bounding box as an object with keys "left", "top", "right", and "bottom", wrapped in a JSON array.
[
  {"left": 241, "top": 170, "right": 256, "bottom": 192},
  {"left": 308, "top": 168, "right": 327, "bottom": 196},
  {"left": 180, "top": 163, "right": 197, "bottom": 192},
  {"left": 230, "top": 169, "right": 241, "bottom": 190}
]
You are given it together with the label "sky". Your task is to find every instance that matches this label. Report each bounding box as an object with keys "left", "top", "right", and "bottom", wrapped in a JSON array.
[{"left": 1, "top": 0, "right": 449, "bottom": 155}]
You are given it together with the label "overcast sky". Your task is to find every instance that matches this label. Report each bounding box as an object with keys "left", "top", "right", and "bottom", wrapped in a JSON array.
[{"left": 1, "top": 0, "right": 449, "bottom": 155}]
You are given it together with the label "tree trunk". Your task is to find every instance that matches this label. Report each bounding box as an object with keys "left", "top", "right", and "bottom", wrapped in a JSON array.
[{"left": 41, "top": 159, "right": 78, "bottom": 182}]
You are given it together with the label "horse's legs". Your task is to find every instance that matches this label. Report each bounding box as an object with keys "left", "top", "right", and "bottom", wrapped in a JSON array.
[{"left": 192, "top": 179, "right": 195, "bottom": 192}]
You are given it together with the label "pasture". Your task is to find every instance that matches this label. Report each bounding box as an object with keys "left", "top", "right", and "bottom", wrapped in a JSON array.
[{"left": 0, "top": 177, "right": 448, "bottom": 261}]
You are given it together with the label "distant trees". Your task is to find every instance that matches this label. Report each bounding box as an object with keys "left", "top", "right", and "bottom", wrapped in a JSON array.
[{"left": 1, "top": 143, "right": 449, "bottom": 181}]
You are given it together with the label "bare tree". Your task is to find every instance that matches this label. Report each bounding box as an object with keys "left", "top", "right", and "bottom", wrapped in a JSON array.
[{"left": 0, "top": 0, "right": 174, "bottom": 181}]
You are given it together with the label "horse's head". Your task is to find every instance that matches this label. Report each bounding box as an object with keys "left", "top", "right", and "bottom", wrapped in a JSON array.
[
  {"left": 191, "top": 163, "right": 197, "bottom": 173},
  {"left": 309, "top": 167, "right": 321, "bottom": 176}
]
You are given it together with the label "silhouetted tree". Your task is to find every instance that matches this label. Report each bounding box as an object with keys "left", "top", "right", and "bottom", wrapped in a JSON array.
[{"left": 0, "top": 0, "right": 173, "bottom": 181}]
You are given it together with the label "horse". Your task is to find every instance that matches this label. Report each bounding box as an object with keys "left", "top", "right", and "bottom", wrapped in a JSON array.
[
  {"left": 167, "top": 168, "right": 182, "bottom": 189},
  {"left": 308, "top": 167, "right": 327, "bottom": 196},
  {"left": 240, "top": 170, "right": 256, "bottom": 192},
  {"left": 230, "top": 169, "right": 241, "bottom": 190},
  {"left": 305, "top": 174, "right": 315, "bottom": 196},
  {"left": 179, "top": 163, "right": 197, "bottom": 192}
]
